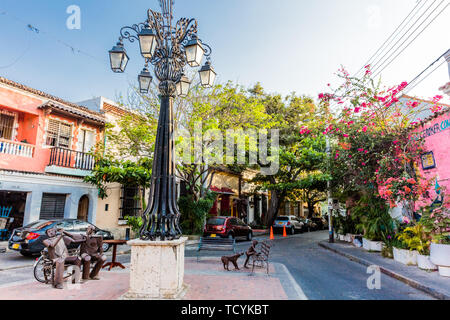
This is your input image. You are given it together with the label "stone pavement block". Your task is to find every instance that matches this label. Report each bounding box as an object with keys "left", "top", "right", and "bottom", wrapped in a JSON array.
[
  {"left": 0, "top": 256, "right": 298, "bottom": 300},
  {"left": 183, "top": 274, "right": 287, "bottom": 300},
  {"left": 0, "top": 272, "right": 129, "bottom": 300}
]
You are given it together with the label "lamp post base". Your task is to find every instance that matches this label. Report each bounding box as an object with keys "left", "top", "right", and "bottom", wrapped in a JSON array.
[{"left": 123, "top": 237, "right": 188, "bottom": 299}]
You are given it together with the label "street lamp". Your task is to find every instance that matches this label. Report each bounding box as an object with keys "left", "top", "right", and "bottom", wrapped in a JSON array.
[
  {"left": 109, "top": 0, "right": 216, "bottom": 241},
  {"left": 199, "top": 61, "right": 217, "bottom": 88},
  {"left": 138, "top": 25, "right": 158, "bottom": 59},
  {"left": 175, "top": 73, "right": 191, "bottom": 97},
  {"left": 138, "top": 66, "right": 153, "bottom": 94},
  {"left": 109, "top": 41, "right": 129, "bottom": 73},
  {"left": 184, "top": 37, "right": 205, "bottom": 67}
]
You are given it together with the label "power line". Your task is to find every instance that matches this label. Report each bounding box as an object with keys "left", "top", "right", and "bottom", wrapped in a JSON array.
[
  {"left": 369, "top": 0, "right": 440, "bottom": 75},
  {"left": 353, "top": 0, "right": 425, "bottom": 78},
  {"left": 0, "top": 8, "right": 119, "bottom": 71},
  {"left": 403, "top": 49, "right": 450, "bottom": 95},
  {"left": 372, "top": 0, "right": 449, "bottom": 78}
]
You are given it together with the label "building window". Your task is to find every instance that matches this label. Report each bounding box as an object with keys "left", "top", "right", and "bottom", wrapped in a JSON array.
[
  {"left": 79, "top": 129, "right": 96, "bottom": 153},
  {"left": 40, "top": 193, "right": 66, "bottom": 220},
  {"left": 120, "top": 186, "right": 142, "bottom": 218},
  {"left": 46, "top": 119, "right": 72, "bottom": 149},
  {"left": 0, "top": 113, "right": 15, "bottom": 140}
]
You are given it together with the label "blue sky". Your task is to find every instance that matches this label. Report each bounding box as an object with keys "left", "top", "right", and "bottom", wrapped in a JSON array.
[{"left": 0, "top": 0, "right": 449, "bottom": 105}]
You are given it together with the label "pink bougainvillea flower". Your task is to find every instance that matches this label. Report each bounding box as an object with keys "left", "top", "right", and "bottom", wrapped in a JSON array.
[
  {"left": 343, "top": 134, "right": 349, "bottom": 138},
  {"left": 362, "top": 126, "right": 368, "bottom": 133}
]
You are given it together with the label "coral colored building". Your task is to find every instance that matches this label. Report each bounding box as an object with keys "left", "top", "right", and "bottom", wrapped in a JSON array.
[{"left": 0, "top": 77, "right": 105, "bottom": 237}]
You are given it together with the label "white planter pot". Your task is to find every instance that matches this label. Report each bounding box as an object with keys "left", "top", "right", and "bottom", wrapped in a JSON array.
[
  {"left": 430, "top": 243, "right": 450, "bottom": 277},
  {"left": 393, "top": 247, "right": 418, "bottom": 266},
  {"left": 339, "top": 234, "right": 345, "bottom": 241},
  {"left": 362, "top": 238, "right": 383, "bottom": 252},
  {"left": 417, "top": 254, "right": 438, "bottom": 271},
  {"left": 345, "top": 234, "right": 352, "bottom": 242}
]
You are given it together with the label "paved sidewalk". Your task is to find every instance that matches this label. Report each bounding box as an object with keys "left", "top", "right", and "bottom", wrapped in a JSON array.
[
  {"left": 319, "top": 241, "right": 450, "bottom": 300},
  {"left": 0, "top": 256, "right": 307, "bottom": 300}
]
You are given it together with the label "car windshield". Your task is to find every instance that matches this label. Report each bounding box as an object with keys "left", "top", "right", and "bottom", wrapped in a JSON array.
[
  {"left": 275, "top": 217, "right": 289, "bottom": 221},
  {"left": 207, "top": 218, "right": 226, "bottom": 226},
  {"left": 24, "top": 220, "right": 54, "bottom": 230}
]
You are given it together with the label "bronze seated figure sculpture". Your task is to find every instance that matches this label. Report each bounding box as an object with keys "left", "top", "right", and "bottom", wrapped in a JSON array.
[
  {"left": 42, "top": 228, "right": 85, "bottom": 289},
  {"left": 80, "top": 225, "right": 106, "bottom": 281},
  {"left": 244, "top": 240, "right": 259, "bottom": 269}
]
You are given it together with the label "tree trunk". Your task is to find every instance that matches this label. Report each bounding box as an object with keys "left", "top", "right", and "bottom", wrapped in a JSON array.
[
  {"left": 264, "top": 190, "right": 285, "bottom": 227},
  {"left": 307, "top": 201, "right": 315, "bottom": 219}
]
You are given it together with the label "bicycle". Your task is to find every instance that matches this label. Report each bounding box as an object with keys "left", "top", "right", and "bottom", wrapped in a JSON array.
[{"left": 33, "top": 247, "right": 80, "bottom": 284}]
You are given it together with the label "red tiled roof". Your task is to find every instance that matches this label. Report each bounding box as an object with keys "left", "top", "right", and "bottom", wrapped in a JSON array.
[{"left": 0, "top": 76, "right": 105, "bottom": 123}]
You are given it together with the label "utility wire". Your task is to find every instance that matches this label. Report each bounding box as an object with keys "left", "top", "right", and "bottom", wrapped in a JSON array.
[
  {"left": 403, "top": 49, "right": 449, "bottom": 95},
  {"left": 369, "top": 0, "right": 440, "bottom": 75},
  {"left": 353, "top": 0, "right": 425, "bottom": 78},
  {"left": 0, "top": 8, "right": 134, "bottom": 79},
  {"left": 372, "top": 0, "right": 449, "bottom": 78}
]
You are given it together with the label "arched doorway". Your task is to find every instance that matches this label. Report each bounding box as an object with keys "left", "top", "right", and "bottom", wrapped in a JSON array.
[{"left": 77, "top": 195, "right": 89, "bottom": 221}]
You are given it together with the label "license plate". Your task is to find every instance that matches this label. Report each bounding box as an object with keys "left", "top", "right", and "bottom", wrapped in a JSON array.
[
  {"left": 12, "top": 244, "right": 20, "bottom": 250},
  {"left": 278, "top": 222, "right": 284, "bottom": 225},
  {"left": 210, "top": 234, "right": 217, "bottom": 238}
]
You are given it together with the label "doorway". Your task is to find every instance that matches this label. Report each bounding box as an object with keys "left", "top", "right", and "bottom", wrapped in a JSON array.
[
  {"left": 77, "top": 195, "right": 89, "bottom": 221},
  {"left": 0, "top": 191, "right": 27, "bottom": 235}
]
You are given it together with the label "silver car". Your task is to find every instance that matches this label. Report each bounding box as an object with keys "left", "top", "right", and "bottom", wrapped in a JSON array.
[{"left": 273, "top": 216, "right": 305, "bottom": 235}]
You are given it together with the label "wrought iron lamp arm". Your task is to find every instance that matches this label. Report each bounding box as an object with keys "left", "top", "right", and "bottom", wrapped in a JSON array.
[{"left": 119, "top": 23, "right": 147, "bottom": 43}]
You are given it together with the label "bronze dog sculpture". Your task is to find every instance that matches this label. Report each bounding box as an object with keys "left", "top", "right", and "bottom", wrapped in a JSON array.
[{"left": 221, "top": 252, "right": 244, "bottom": 271}]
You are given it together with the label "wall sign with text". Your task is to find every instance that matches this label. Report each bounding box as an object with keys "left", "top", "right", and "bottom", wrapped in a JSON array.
[{"left": 421, "top": 152, "right": 436, "bottom": 170}]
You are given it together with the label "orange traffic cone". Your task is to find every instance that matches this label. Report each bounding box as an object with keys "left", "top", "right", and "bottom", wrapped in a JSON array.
[
  {"left": 283, "top": 225, "right": 287, "bottom": 237},
  {"left": 270, "top": 226, "right": 274, "bottom": 240}
]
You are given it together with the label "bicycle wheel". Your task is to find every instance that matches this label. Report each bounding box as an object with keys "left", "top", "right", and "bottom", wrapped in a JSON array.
[{"left": 33, "top": 257, "right": 52, "bottom": 284}]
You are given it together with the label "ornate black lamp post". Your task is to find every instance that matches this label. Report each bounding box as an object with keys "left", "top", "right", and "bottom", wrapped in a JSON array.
[{"left": 109, "top": 0, "right": 215, "bottom": 241}]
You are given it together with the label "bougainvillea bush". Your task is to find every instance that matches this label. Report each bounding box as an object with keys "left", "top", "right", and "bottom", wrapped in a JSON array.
[{"left": 310, "top": 65, "right": 444, "bottom": 219}]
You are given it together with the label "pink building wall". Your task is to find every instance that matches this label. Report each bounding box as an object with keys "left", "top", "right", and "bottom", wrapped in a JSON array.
[
  {"left": 415, "top": 110, "right": 450, "bottom": 202},
  {"left": 0, "top": 85, "right": 103, "bottom": 174}
]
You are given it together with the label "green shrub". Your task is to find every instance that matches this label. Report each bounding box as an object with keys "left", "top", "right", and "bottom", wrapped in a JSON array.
[{"left": 178, "top": 191, "right": 216, "bottom": 235}]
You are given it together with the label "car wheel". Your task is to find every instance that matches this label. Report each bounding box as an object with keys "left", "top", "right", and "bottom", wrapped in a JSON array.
[
  {"left": 102, "top": 243, "right": 110, "bottom": 252},
  {"left": 227, "top": 233, "right": 234, "bottom": 240},
  {"left": 247, "top": 231, "right": 253, "bottom": 241},
  {"left": 290, "top": 227, "right": 295, "bottom": 235}
]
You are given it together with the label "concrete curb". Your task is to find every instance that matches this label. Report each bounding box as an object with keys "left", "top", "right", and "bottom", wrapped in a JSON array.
[{"left": 318, "top": 241, "right": 450, "bottom": 300}]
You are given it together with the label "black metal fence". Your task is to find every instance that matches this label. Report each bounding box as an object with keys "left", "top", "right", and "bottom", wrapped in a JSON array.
[{"left": 49, "top": 147, "right": 95, "bottom": 171}]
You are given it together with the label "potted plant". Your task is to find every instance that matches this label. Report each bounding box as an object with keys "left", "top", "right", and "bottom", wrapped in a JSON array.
[
  {"left": 394, "top": 226, "right": 419, "bottom": 266},
  {"left": 352, "top": 195, "right": 393, "bottom": 252},
  {"left": 333, "top": 215, "right": 345, "bottom": 241},
  {"left": 399, "top": 223, "right": 436, "bottom": 270},
  {"left": 423, "top": 207, "right": 450, "bottom": 277}
]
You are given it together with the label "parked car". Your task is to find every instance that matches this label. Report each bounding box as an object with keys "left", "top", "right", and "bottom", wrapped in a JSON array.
[
  {"left": 273, "top": 216, "right": 304, "bottom": 235},
  {"left": 203, "top": 216, "right": 253, "bottom": 241},
  {"left": 311, "top": 217, "right": 329, "bottom": 230},
  {"left": 8, "top": 219, "right": 114, "bottom": 256},
  {"left": 298, "top": 218, "right": 318, "bottom": 232}
]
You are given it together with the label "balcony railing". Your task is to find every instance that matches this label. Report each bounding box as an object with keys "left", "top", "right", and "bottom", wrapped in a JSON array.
[
  {"left": 0, "top": 139, "right": 35, "bottom": 158},
  {"left": 49, "top": 147, "right": 95, "bottom": 171}
]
